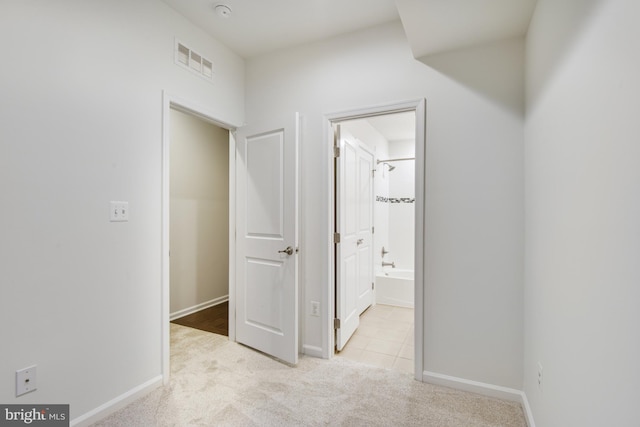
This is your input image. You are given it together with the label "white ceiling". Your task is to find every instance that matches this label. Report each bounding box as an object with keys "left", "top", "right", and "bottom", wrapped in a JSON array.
[
  {"left": 162, "top": 0, "right": 537, "bottom": 60},
  {"left": 162, "top": 0, "right": 400, "bottom": 59},
  {"left": 366, "top": 112, "right": 415, "bottom": 143}
]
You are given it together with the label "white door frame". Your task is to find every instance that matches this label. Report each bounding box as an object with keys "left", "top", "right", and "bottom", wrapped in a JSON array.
[
  {"left": 161, "top": 91, "right": 240, "bottom": 384},
  {"left": 324, "top": 99, "right": 426, "bottom": 381}
]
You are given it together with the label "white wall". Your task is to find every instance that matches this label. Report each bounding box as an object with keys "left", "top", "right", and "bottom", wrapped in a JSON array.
[
  {"left": 0, "top": 0, "right": 243, "bottom": 421},
  {"left": 524, "top": 0, "right": 640, "bottom": 425},
  {"left": 246, "top": 22, "right": 525, "bottom": 389},
  {"left": 170, "top": 109, "right": 229, "bottom": 315},
  {"left": 387, "top": 139, "right": 415, "bottom": 271}
]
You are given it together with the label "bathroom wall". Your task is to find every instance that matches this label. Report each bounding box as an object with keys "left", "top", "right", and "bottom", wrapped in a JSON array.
[
  {"left": 387, "top": 139, "right": 415, "bottom": 271},
  {"left": 170, "top": 109, "right": 229, "bottom": 317},
  {"left": 375, "top": 158, "right": 391, "bottom": 276}
]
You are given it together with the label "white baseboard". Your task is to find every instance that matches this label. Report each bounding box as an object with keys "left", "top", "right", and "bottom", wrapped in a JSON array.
[
  {"left": 170, "top": 295, "right": 229, "bottom": 321},
  {"left": 423, "top": 370, "right": 522, "bottom": 401},
  {"left": 70, "top": 375, "right": 162, "bottom": 427},
  {"left": 302, "top": 344, "right": 323, "bottom": 358},
  {"left": 423, "top": 371, "right": 536, "bottom": 427},
  {"left": 520, "top": 391, "right": 536, "bottom": 427}
]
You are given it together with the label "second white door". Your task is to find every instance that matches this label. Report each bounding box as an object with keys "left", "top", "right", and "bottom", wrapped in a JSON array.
[{"left": 335, "top": 125, "right": 374, "bottom": 351}]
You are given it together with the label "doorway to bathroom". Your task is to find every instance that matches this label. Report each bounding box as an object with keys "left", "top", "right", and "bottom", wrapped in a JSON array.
[{"left": 327, "top": 99, "right": 425, "bottom": 379}]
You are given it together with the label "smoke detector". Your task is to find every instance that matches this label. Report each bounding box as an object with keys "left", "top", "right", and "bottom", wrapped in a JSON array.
[{"left": 214, "top": 4, "right": 232, "bottom": 18}]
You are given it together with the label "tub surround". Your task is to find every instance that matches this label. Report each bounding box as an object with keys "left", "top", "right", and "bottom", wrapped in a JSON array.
[
  {"left": 376, "top": 196, "right": 416, "bottom": 204},
  {"left": 376, "top": 269, "right": 415, "bottom": 308}
]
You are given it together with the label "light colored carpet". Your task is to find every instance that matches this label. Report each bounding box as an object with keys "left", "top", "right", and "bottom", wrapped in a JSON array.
[{"left": 92, "top": 324, "right": 526, "bottom": 426}]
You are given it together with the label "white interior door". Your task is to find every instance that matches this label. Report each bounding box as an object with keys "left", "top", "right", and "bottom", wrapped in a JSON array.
[
  {"left": 235, "top": 112, "right": 299, "bottom": 365},
  {"left": 356, "top": 143, "right": 374, "bottom": 314},
  {"left": 335, "top": 126, "right": 374, "bottom": 351}
]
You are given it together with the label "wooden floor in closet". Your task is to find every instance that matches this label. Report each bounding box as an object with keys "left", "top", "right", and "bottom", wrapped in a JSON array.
[{"left": 171, "top": 301, "right": 229, "bottom": 336}]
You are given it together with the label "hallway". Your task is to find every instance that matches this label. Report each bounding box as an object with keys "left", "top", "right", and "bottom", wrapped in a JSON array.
[{"left": 92, "top": 323, "right": 525, "bottom": 426}]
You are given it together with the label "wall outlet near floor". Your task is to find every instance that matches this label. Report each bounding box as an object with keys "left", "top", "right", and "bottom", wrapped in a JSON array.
[
  {"left": 16, "top": 365, "right": 37, "bottom": 397},
  {"left": 537, "top": 362, "right": 543, "bottom": 390},
  {"left": 310, "top": 301, "right": 320, "bottom": 317}
]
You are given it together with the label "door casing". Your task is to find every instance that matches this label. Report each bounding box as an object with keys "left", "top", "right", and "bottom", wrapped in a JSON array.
[
  {"left": 324, "top": 99, "right": 426, "bottom": 381},
  {"left": 161, "top": 91, "right": 240, "bottom": 384}
]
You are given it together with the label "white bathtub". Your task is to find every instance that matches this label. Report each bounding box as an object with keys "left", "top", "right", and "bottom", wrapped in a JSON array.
[{"left": 375, "top": 269, "right": 414, "bottom": 308}]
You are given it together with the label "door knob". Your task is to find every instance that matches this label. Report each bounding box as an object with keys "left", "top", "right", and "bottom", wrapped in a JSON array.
[
  {"left": 278, "top": 246, "right": 294, "bottom": 256},
  {"left": 357, "top": 239, "right": 364, "bottom": 245}
]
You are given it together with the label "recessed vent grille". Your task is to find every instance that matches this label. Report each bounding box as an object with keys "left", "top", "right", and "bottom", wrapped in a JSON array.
[
  {"left": 177, "top": 43, "right": 189, "bottom": 66},
  {"left": 190, "top": 51, "right": 202, "bottom": 72},
  {"left": 175, "top": 40, "right": 213, "bottom": 82},
  {"left": 202, "top": 59, "right": 213, "bottom": 78}
]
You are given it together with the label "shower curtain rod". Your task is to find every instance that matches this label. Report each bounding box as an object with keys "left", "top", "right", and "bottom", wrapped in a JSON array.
[{"left": 376, "top": 157, "right": 415, "bottom": 164}]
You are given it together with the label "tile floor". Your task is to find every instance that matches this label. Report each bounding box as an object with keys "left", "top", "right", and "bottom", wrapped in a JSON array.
[{"left": 336, "top": 304, "right": 414, "bottom": 374}]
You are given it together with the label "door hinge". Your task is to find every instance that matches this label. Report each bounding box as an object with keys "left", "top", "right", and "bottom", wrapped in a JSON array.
[
  {"left": 334, "top": 318, "right": 341, "bottom": 329},
  {"left": 372, "top": 282, "right": 375, "bottom": 290},
  {"left": 334, "top": 232, "right": 341, "bottom": 244},
  {"left": 372, "top": 169, "right": 375, "bottom": 178},
  {"left": 372, "top": 226, "right": 375, "bottom": 234},
  {"left": 334, "top": 146, "right": 340, "bottom": 158}
]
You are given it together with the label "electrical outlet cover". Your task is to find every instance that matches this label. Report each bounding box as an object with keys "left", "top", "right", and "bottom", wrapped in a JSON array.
[
  {"left": 537, "top": 362, "right": 543, "bottom": 390},
  {"left": 16, "top": 365, "right": 37, "bottom": 396},
  {"left": 310, "top": 301, "right": 320, "bottom": 317}
]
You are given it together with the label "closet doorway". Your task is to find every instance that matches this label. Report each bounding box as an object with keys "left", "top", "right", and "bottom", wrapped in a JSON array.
[
  {"left": 168, "top": 108, "right": 230, "bottom": 335},
  {"left": 161, "top": 94, "right": 238, "bottom": 382}
]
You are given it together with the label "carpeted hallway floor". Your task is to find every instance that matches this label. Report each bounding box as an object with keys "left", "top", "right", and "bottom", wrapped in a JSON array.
[{"left": 92, "top": 324, "right": 526, "bottom": 426}]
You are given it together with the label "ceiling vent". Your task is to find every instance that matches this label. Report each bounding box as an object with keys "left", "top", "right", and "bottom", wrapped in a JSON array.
[{"left": 175, "top": 40, "right": 213, "bottom": 82}]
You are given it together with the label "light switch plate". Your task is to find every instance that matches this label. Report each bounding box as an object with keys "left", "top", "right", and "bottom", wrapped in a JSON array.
[{"left": 110, "top": 201, "right": 129, "bottom": 222}]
